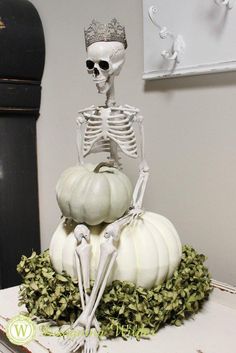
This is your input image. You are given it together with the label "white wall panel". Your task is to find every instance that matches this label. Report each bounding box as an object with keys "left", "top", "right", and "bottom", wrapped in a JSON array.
[{"left": 143, "top": 0, "right": 236, "bottom": 79}]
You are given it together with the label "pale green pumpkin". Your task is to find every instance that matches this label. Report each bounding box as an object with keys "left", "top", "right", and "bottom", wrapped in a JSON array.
[
  {"left": 56, "top": 163, "right": 133, "bottom": 225},
  {"left": 49, "top": 212, "right": 182, "bottom": 289}
]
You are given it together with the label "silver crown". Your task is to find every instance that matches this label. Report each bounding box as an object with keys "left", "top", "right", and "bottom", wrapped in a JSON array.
[{"left": 84, "top": 18, "right": 128, "bottom": 50}]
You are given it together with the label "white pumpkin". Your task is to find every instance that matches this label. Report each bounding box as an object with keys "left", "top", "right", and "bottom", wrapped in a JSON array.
[
  {"left": 49, "top": 212, "right": 182, "bottom": 289},
  {"left": 56, "top": 163, "right": 132, "bottom": 225}
]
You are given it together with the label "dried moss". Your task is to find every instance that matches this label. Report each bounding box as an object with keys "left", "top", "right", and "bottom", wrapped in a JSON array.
[{"left": 17, "top": 245, "right": 212, "bottom": 339}]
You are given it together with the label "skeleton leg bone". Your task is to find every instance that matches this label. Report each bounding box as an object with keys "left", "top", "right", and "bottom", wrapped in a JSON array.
[
  {"left": 69, "top": 239, "right": 116, "bottom": 353},
  {"left": 73, "top": 235, "right": 117, "bottom": 330},
  {"left": 85, "top": 241, "right": 118, "bottom": 331},
  {"left": 74, "top": 226, "right": 100, "bottom": 331},
  {"left": 62, "top": 224, "right": 100, "bottom": 352},
  {"left": 61, "top": 225, "right": 88, "bottom": 351},
  {"left": 69, "top": 249, "right": 117, "bottom": 353},
  {"left": 72, "top": 214, "right": 132, "bottom": 345},
  {"left": 75, "top": 225, "right": 100, "bottom": 353}
]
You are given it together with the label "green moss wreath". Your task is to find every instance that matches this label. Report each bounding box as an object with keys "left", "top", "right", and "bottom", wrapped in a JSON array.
[{"left": 17, "top": 245, "right": 212, "bottom": 339}]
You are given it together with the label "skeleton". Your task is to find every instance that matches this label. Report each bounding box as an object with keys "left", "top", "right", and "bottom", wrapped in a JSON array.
[{"left": 62, "top": 20, "right": 149, "bottom": 353}]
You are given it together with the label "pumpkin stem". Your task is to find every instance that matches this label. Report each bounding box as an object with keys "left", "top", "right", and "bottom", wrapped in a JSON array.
[{"left": 94, "top": 161, "right": 115, "bottom": 173}]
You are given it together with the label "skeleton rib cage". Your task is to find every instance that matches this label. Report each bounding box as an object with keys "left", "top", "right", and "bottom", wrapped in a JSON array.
[{"left": 80, "top": 106, "right": 138, "bottom": 160}]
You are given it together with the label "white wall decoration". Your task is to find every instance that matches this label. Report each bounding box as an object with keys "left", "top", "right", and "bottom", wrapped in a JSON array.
[{"left": 143, "top": 0, "right": 236, "bottom": 79}]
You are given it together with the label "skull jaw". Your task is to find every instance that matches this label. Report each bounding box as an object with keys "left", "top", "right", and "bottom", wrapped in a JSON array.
[
  {"left": 94, "top": 76, "right": 115, "bottom": 107},
  {"left": 95, "top": 75, "right": 114, "bottom": 95},
  {"left": 96, "top": 80, "right": 110, "bottom": 94}
]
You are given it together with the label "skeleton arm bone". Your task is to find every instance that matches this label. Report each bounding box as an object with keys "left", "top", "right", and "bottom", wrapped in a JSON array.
[
  {"left": 76, "top": 106, "right": 96, "bottom": 165},
  {"left": 111, "top": 105, "right": 149, "bottom": 210},
  {"left": 76, "top": 115, "right": 86, "bottom": 165},
  {"left": 132, "top": 114, "right": 149, "bottom": 210}
]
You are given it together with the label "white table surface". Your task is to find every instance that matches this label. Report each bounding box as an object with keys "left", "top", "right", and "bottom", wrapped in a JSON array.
[{"left": 0, "top": 285, "right": 236, "bottom": 353}]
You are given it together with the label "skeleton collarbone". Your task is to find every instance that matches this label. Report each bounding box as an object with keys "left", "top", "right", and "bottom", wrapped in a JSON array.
[{"left": 83, "top": 106, "right": 138, "bottom": 158}]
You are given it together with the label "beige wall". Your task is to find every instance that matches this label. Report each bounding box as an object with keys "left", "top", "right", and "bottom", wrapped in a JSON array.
[{"left": 30, "top": 0, "right": 236, "bottom": 285}]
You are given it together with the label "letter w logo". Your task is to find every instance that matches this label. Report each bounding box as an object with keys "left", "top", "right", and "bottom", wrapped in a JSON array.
[{"left": 14, "top": 324, "right": 28, "bottom": 337}]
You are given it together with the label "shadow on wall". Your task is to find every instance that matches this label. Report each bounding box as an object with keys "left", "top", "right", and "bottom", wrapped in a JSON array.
[{"left": 144, "top": 71, "right": 236, "bottom": 93}]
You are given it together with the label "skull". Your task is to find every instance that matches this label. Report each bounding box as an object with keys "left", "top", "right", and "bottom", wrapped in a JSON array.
[{"left": 86, "top": 41, "right": 126, "bottom": 95}]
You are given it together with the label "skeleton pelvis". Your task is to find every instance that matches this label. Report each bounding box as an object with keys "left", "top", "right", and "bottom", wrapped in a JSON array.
[
  {"left": 49, "top": 213, "right": 182, "bottom": 289},
  {"left": 56, "top": 163, "right": 132, "bottom": 225}
]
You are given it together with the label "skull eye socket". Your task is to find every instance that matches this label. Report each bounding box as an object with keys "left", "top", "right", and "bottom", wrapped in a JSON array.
[
  {"left": 86, "top": 60, "right": 94, "bottom": 70},
  {"left": 99, "top": 60, "right": 109, "bottom": 70}
]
